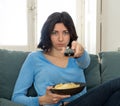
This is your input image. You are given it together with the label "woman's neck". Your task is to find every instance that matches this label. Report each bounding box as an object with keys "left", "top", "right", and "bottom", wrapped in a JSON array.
[{"left": 47, "top": 49, "right": 65, "bottom": 58}]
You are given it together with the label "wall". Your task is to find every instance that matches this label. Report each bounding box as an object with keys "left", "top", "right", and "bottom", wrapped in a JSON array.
[{"left": 101, "top": 0, "right": 120, "bottom": 51}]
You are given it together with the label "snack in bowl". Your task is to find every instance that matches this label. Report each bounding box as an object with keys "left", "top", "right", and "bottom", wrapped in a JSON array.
[
  {"left": 54, "top": 82, "right": 80, "bottom": 89},
  {"left": 50, "top": 82, "right": 86, "bottom": 95}
]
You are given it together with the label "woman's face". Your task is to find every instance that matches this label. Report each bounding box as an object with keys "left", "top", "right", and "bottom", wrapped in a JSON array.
[{"left": 50, "top": 23, "right": 70, "bottom": 51}]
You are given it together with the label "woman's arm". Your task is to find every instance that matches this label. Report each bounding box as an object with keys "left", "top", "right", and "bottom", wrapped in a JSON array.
[
  {"left": 11, "top": 53, "right": 40, "bottom": 106},
  {"left": 71, "top": 41, "right": 90, "bottom": 69},
  {"left": 76, "top": 50, "right": 90, "bottom": 69}
]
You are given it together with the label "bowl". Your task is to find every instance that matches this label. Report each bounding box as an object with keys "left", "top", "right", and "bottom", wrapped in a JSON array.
[{"left": 50, "top": 82, "right": 86, "bottom": 96}]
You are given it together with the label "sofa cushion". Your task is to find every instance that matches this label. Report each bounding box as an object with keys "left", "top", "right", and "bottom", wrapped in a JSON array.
[
  {"left": 0, "top": 49, "right": 29, "bottom": 99},
  {"left": 84, "top": 54, "right": 101, "bottom": 90},
  {"left": 99, "top": 51, "right": 120, "bottom": 84}
]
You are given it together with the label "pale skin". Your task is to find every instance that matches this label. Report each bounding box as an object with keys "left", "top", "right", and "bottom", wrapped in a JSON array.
[{"left": 39, "top": 23, "right": 84, "bottom": 105}]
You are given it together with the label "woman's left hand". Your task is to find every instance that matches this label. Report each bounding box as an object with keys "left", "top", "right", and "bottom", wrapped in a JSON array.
[{"left": 71, "top": 41, "right": 84, "bottom": 58}]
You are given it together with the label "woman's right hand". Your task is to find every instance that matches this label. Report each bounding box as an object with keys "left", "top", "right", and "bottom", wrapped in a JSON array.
[{"left": 39, "top": 86, "right": 70, "bottom": 105}]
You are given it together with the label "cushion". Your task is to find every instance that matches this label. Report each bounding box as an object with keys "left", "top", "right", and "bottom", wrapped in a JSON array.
[
  {"left": 0, "top": 49, "right": 29, "bottom": 99},
  {"left": 99, "top": 51, "right": 120, "bottom": 84},
  {"left": 84, "top": 54, "right": 101, "bottom": 90},
  {"left": 0, "top": 98, "right": 24, "bottom": 106}
]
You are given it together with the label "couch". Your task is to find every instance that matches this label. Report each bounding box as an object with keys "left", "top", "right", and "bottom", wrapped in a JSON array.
[{"left": 0, "top": 49, "right": 120, "bottom": 106}]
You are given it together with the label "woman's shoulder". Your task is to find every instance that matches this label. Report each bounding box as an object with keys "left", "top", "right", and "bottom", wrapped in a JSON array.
[{"left": 27, "top": 50, "right": 44, "bottom": 58}]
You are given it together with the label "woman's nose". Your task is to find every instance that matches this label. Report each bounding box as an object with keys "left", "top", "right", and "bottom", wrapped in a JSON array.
[{"left": 58, "top": 34, "right": 63, "bottom": 41}]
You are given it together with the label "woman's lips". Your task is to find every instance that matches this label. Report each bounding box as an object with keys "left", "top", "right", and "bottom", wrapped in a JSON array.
[{"left": 57, "top": 44, "right": 65, "bottom": 47}]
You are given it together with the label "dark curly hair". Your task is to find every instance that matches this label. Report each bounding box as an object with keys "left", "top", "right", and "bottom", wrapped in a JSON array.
[{"left": 37, "top": 11, "right": 78, "bottom": 52}]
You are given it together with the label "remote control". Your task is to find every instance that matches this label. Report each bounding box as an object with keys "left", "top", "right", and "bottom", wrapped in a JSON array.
[{"left": 64, "top": 47, "right": 74, "bottom": 56}]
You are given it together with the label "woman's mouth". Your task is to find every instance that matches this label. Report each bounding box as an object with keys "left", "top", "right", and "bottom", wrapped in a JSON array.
[{"left": 57, "top": 44, "right": 65, "bottom": 47}]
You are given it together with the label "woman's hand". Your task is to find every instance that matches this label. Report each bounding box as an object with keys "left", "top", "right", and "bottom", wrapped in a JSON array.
[
  {"left": 39, "top": 86, "right": 70, "bottom": 105},
  {"left": 71, "top": 41, "right": 84, "bottom": 58}
]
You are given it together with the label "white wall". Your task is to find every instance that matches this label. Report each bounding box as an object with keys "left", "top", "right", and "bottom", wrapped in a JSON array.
[{"left": 101, "top": 0, "right": 120, "bottom": 51}]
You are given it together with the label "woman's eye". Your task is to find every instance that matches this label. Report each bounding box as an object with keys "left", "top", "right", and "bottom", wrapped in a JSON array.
[
  {"left": 51, "top": 31, "right": 57, "bottom": 35},
  {"left": 63, "top": 31, "right": 69, "bottom": 35}
]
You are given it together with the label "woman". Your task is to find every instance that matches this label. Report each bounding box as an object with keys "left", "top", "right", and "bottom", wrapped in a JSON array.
[{"left": 12, "top": 11, "right": 90, "bottom": 106}]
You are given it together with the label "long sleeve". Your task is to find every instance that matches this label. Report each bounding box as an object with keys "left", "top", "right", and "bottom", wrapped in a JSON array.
[
  {"left": 11, "top": 53, "right": 40, "bottom": 106},
  {"left": 76, "top": 50, "right": 90, "bottom": 69}
]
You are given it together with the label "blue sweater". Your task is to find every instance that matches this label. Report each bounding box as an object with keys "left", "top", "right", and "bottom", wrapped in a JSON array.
[{"left": 12, "top": 50, "right": 90, "bottom": 106}]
